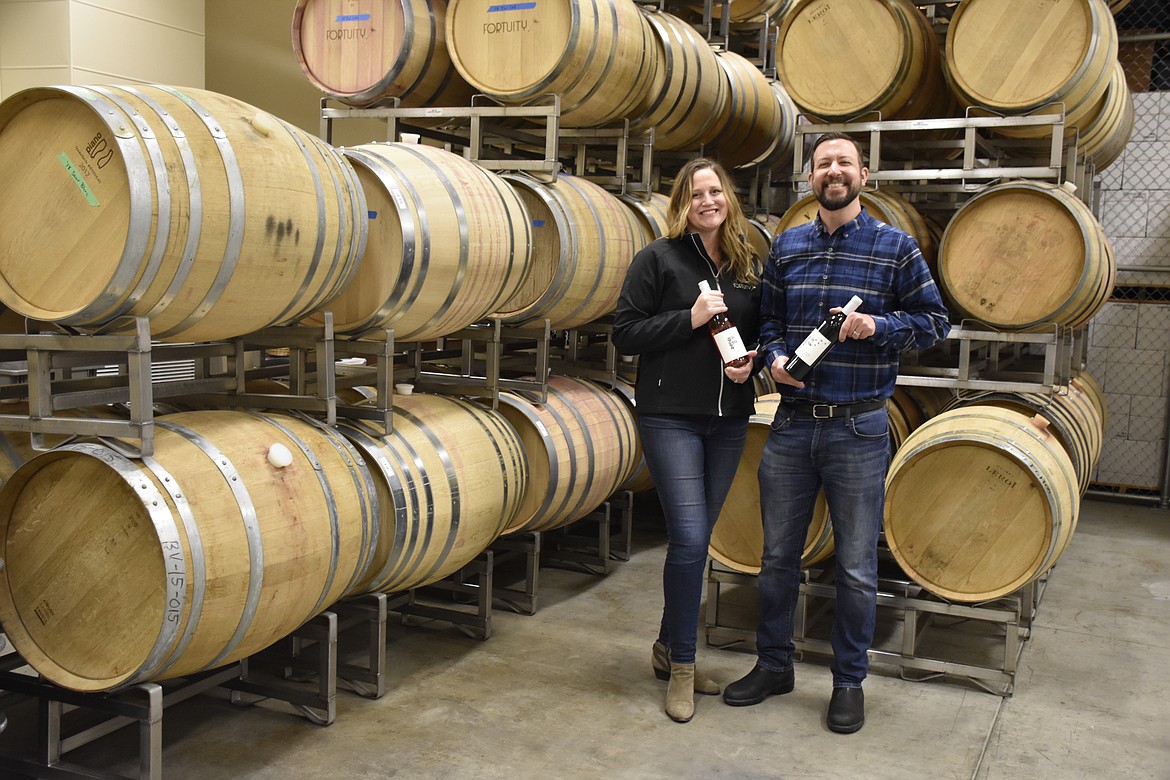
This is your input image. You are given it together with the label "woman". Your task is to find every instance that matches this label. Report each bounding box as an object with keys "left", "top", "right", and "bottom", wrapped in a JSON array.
[{"left": 613, "top": 158, "right": 762, "bottom": 723}]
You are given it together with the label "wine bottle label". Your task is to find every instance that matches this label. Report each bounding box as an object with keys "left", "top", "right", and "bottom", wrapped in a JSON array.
[
  {"left": 794, "top": 331, "right": 832, "bottom": 364},
  {"left": 713, "top": 327, "right": 749, "bottom": 363}
]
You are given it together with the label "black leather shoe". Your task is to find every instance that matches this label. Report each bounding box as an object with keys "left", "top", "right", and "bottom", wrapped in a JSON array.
[
  {"left": 722, "top": 665, "right": 794, "bottom": 706},
  {"left": 827, "top": 686, "right": 865, "bottom": 733}
]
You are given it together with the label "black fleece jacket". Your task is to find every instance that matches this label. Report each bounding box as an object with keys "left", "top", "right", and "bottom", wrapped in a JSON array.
[{"left": 613, "top": 234, "right": 762, "bottom": 418}]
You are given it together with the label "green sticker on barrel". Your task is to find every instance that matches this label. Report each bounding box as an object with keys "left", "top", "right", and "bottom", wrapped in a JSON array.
[{"left": 57, "top": 153, "right": 100, "bottom": 207}]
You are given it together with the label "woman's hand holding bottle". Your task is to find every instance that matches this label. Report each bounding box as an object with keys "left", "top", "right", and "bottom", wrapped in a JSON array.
[{"left": 692, "top": 285, "right": 727, "bottom": 329}]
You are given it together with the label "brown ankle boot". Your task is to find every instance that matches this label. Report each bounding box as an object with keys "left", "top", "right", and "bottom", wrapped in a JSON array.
[
  {"left": 651, "top": 641, "right": 721, "bottom": 695},
  {"left": 665, "top": 663, "right": 695, "bottom": 722}
]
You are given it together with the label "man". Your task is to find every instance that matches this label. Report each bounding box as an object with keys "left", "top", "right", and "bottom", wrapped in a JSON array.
[{"left": 723, "top": 133, "right": 950, "bottom": 733}]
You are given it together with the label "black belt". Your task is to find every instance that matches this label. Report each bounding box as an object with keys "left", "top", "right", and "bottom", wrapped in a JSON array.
[{"left": 781, "top": 399, "right": 885, "bottom": 419}]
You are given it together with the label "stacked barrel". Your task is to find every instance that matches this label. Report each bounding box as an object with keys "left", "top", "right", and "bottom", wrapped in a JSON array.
[
  {"left": 286, "top": 0, "right": 799, "bottom": 175},
  {"left": 0, "top": 106, "right": 651, "bottom": 692},
  {"left": 879, "top": 1, "right": 1118, "bottom": 602},
  {"left": 772, "top": 0, "right": 1132, "bottom": 169},
  {"left": 0, "top": 12, "right": 644, "bottom": 690}
]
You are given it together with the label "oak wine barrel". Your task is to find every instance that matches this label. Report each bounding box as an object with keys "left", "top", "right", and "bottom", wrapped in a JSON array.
[
  {"left": 495, "top": 375, "right": 637, "bottom": 534},
  {"left": 0, "top": 85, "right": 366, "bottom": 343},
  {"left": 338, "top": 392, "right": 527, "bottom": 594},
  {"left": 445, "top": 0, "right": 654, "bottom": 127},
  {"left": 944, "top": 0, "right": 1118, "bottom": 138},
  {"left": 495, "top": 174, "right": 640, "bottom": 330},
  {"left": 627, "top": 9, "right": 729, "bottom": 150},
  {"left": 619, "top": 191, "right": 672, "bottom": 250},
  {"left": 884, "top": 406, "right": 1079, "bottom": 603},
  {"left": 938, "top": 180, "right": 1116, "bottom": 330},
  {"left": 305, "top": 142, "right": 531, "bottom": 341},
  {"left": 292, "top": 0, "right": 474, "bottom": 110},
  {"left": 0, "top": 410, "right": 377, "bottom": 691},
  {"left": 776, "top": 0, "right": 945, "bottom": 122},
  {"left": 708, "top": 49, "right": 784, "bottom": 169}
]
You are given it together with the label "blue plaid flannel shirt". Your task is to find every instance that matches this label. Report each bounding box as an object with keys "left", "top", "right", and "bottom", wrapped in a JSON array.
[{"left": 758, "top": 208, "right": 951, "bottom": 404}]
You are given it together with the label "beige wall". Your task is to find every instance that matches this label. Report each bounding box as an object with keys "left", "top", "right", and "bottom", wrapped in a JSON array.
[
  {"left": 0, "top": 1, "right": 73, "bottom": 98},
  {"left": 205, "top": 0, "right": 387, "bottom": 145},
  {"left": 0, "top": 0, "right": 204, "bottom": 100}
]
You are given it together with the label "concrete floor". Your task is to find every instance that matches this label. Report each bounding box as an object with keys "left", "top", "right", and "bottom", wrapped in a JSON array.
[{"left": 0, "top": 496, "right": 1168, "bottom": 779}]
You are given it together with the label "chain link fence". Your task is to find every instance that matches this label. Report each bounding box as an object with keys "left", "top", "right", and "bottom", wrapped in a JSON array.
[{"left": 1089, "top": 0, "right": 1170, "bottom": 500}]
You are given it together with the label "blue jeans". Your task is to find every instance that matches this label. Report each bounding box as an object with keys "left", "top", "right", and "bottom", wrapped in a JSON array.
[
  {"left": 639, "top": 413, "right": 749, "bottom": 665},
  {"left": 755, "top": 404, "right": 889, "bottom": 687}
]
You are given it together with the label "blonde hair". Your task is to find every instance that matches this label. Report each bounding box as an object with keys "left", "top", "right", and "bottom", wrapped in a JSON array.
[{"left": 665, "top": 158, "right": 759, "bottom": 286}]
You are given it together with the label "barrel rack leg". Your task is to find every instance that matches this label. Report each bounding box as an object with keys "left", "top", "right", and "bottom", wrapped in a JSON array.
[
  {"left": 544, "top": 503, "right": 613, "bottom": 576},
  {"left": 226, "top": 611, "right": 338, "bottom": 725},
  {"left": 488, "top": 532, "right": 542, "bottom": 615},
  {"left": 331, "top": 593, "right": 389, "bottom": 699},
  {"left": 230, "top": 594, "right": 390, "bottom": 703},
  {"left": 543, "top": 491, "right": 636, "bottom": 575},
  {"left": 0, "top": 660, "right": 240, "bottom": 780},
  {"left": 393, "top": 551, "right": 494, "bottom": 640},
  {"left": 484, "top": 492, "right": 636, "bottom": 617},
  {"left": 605, "top": 490, "right": 635, "bottom": 562}
]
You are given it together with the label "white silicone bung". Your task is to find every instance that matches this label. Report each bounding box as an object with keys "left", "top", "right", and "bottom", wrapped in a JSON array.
[
  {"left": 267, "top": 442, "right": 294, "bottom": 468},
  {"left": 395, "top": 383, "right": 414, "bottom": 395},
  {"left": 251, "top": 112, "right": 275, "bottom": 138}
]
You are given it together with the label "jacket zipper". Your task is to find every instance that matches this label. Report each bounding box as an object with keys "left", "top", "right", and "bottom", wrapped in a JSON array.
[{"left": 689, "top": 233, "right": 727, "bottom": 417}]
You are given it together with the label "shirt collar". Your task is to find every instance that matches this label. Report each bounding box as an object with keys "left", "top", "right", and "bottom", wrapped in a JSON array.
[{"left": 813, "top": 206, "right": 871, "bottom": 239}]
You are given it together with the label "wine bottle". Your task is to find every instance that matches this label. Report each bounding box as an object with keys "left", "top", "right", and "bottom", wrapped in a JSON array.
[
  {"left": 784, "top": 295, "right": 864, "bottom": 382},
  {"left": 697, "top": 280, "right": 751, "bottom": 368}
]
